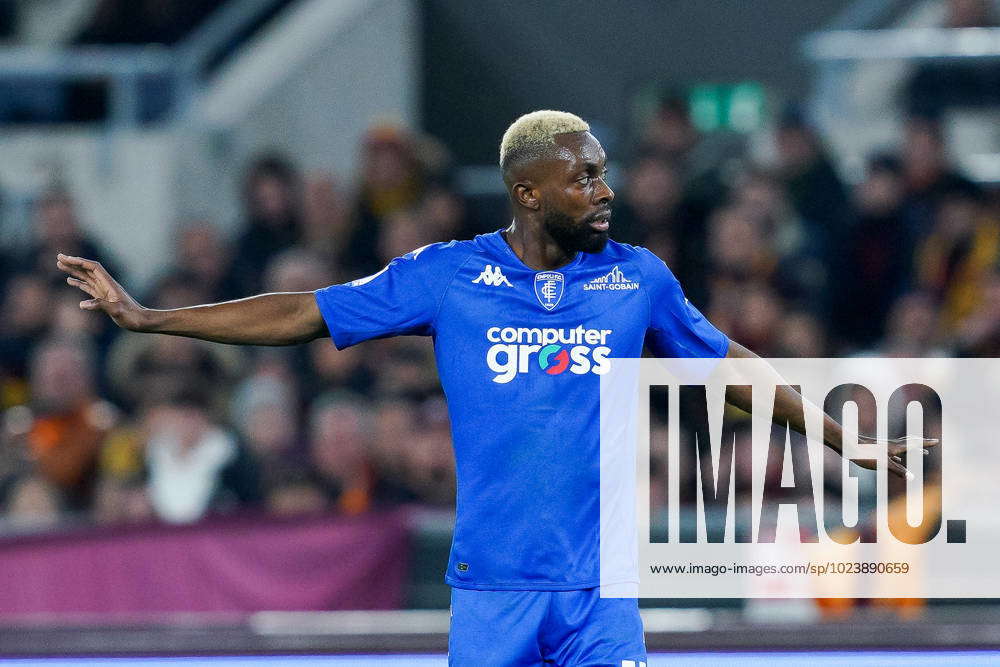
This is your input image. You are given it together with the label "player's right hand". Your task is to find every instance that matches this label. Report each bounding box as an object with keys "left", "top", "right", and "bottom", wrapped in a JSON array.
[{"left": 56, "top": 253, "right": 149, "bottom": 331}]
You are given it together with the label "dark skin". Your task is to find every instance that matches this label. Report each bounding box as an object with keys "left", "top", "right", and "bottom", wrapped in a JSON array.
[
  {"left": 504, "top": 131, "right": 614, "bottom": 270},
  {"left": 57, "top": 129, "right": 934, "bottom": 478}
]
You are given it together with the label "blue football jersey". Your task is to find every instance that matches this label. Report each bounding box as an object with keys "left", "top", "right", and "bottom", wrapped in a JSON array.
[{"left": 314, "top": 230, "right": 729, "bottom": 590}]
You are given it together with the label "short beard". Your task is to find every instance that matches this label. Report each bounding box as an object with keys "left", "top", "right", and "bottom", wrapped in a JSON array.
[{"left": 542, "top": 208, "right": 609, "bottom": 255}]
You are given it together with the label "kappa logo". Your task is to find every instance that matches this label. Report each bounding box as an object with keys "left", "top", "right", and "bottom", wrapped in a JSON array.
[
  {"left": 472, "top": 264, "right": 513, "bottom": 287},
  {"left": 583, "top": 265, "right": 640, "bottom": 291},
  {"left": 534, "top": 271, "right": 565, "bottom": 311}
]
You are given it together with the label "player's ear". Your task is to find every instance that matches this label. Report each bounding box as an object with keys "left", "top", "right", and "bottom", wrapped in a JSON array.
[{"left": 513, "top": 182, "right": 541, "bottom": 211}]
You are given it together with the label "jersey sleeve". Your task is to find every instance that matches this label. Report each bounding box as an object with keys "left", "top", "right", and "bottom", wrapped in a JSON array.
[
  {"left": 634, "top": 247, "right": 730, "bottom": 358},
  {"left": 314, "top": 243, "right": 454, "bottom": 349}
]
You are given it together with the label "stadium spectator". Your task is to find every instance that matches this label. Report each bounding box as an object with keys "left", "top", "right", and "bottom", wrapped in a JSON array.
[
  {"left": 0, "top": 274, "right": 52, "bottom": 396},
  {"left": 877, "top": 292, "right": 947, "bottom": 357},
  {"left": 774, "top": 105, "right": 850, "bottom": 265},
  {"left": 913, "top": 185, "right": 998, "bottom": 333},
  {"left": 360, "top": 124, "right": 419, "bottom": 196},
  {"left": 229, "top": 367, "right": 312, "bottom": 508},
  {"left": 370, "top": 398, "right": 422, "bottom": 503},
  {"left": 773, "top": 311, "right": 828, "bottom": 357},
  {"left": 370, "top": 395, "right": 455, "bottom": 507},
  {"left": 636, "top": 92, "right": 744, "bottom": 226},
  {"left": 377, "top": 208, "right": 440, "bottom": 267},
  {"left": 832, "top": 154, "right": 911, "bottom": 349},
  {"left": 229, "top": 153, "right": 305, "bottom": 296},
  {"left": 92, "top": 416, "right": 150, "bottom": 525},
  {"left": 172, "top": 220, "right": 241, "bottom": 302},
  {"left": 401, "top": 396, "right": 456, "bottom": 506},
  {"left": 304, "top": 337, "right": 373, "bottom": 397},
  {"left": 143, "top": 387, "right": 261, "bottom": 524},
  {"left": 0, "top": 405, "right": 32, "bottom": 498},
  {"left": 641, "top": 93, "right": 701, "bottom": 162},
  {"left": 703, "top": 202, "right": 792, "bottom": 333},
  {"left": 51, "top": 289, "right": 104, "bottom": 341},
  {"left": 21, "top": 187, "right": 121, "bottom": 286},
  {"left": 900, "top": 115, "right": 979, "bottom": 239},
  {"left": 346, "top": 124, "right": 426, "bottom": 275},
  {"left": 258, "top": 256, "right": 336, "bottom": 403},
  {"left": 731, "top": 167, "right": 828, "bottom": 307},
  {"left": 369, "top": 339, "right": 440, "bottom": 401},
  {"left": 727, "top": 282, "right": 786, "bottom": 356},
  {"left": 231, "top": 373, "right": 299, "bottom": 460},
  {"left": 24, "top": 337, "right": 118, "bottom": 509},
  {"left": 49, "top": 287, "right": 118, "bottom": 391},
  {"left": 954, "top": 270, "right": 1000, "bottom": 355},
  {"left": 263, "top": 247, "right": 335, "bottom": 294},
  {"left": 307, "top": 393, "right": 375, "bottom": 515},
  {"left": 104, "top": 273, "right": 243, "bottom": 411},
  {"left": 614, "top": 153, "right": 685, "bottom": 244},
  {"left": 609, "top": 153, "right": 707, "bottom": 291},
  {"left": 302, "top": 173, "right": 352, "bottom": 272},
  {"left": 419, "top": 185, "right": 470, "bottom": 241}
]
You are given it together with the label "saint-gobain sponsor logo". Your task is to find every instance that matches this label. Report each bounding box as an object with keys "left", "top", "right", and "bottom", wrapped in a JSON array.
[
  {"left": 485, "top": 326, "right": 612, "bottom": 383},
  {"left": 583, "top": 265, "right": 640, "bottom": 291}
]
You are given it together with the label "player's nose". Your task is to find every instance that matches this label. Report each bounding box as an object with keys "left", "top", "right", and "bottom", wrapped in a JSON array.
[{"left": 594, "top": 178, "right": 614, "bottom": 205}]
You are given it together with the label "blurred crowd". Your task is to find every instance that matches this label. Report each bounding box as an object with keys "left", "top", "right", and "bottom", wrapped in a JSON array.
[
  {"left": 0, "top": 124, "right": 466, "bottom": 532},
  {"left": 1, "top": 48, "right": 999, "bottom": 537},
  {"left": 620, "top": 101, "right": 1000, "bottom": 359}
]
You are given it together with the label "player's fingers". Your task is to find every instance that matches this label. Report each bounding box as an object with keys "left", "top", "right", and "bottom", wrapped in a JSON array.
[
  {"left": 67, "top": 277, "right": 98, "bottom": 298},
  {"left": 57, "top": 260, "right": 93, "bottom": 283},
  {"left": 79, "top": 298, "right": 102, "bottom": 310},
  {"left": 887, "top": 440, "right": 935, "bottom": 459},
  {"left": 58, "top": 254, "right": 100, "bottom": 271},
  {"left": 888, "top": 458, "right": 913, "bottom": 481}
]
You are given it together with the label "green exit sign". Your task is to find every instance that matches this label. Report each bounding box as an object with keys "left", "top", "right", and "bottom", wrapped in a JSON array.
[{"left": 689, "top": 82, "right": 766, "bottom": 132}]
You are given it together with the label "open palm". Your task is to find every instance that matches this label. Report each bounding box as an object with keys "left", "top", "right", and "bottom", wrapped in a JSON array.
[{"left": 56, "top": 253, "right": 148, "bottom": 331}]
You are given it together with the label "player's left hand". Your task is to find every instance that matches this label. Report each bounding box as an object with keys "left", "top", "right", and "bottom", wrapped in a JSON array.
[{"left": 852, "top": 435, "right": 939, "bottom": 480}]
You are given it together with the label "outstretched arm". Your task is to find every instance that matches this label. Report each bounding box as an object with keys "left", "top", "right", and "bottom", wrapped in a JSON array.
[
  {"left": 57, "top": 254, "right": 329, "bottom": 346},
  {"left": 723, "top": 340, "right": 934, "bottom": 479}
]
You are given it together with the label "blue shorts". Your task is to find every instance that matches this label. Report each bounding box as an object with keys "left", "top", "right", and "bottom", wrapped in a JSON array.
[{"left": 448, "top": 587, "right": 647, "bottom": 666}]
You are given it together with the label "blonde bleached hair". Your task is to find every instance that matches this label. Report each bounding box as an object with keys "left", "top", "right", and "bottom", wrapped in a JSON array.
[{"left": 499, "top": 110, "right": 590, "bottom": 171}]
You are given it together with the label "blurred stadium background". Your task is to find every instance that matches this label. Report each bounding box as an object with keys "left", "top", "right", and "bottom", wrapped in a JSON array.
[{"left": 0, "top": 0, "right": 1000, "bottom": 663}]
